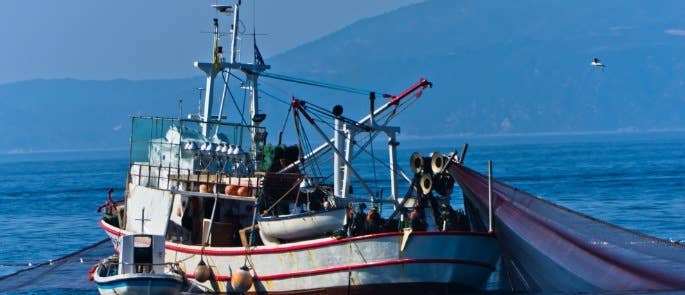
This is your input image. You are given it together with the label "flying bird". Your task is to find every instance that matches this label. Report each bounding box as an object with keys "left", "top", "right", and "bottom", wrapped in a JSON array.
[{"left": 591, "top": 58, "right": 606, "bottom": 70}]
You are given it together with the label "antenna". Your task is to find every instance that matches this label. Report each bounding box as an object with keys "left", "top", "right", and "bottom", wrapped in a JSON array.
[
  {"left": 179, "top": 98, "right": 183, "bottom": 120},
  {"left": 195, "top": 87, "right": 205, "bottom": 118},
  {"left": 211, "top": 4, "right": 233, "bottom": 14}
]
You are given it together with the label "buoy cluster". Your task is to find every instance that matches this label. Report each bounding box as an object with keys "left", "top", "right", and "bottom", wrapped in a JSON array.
[
  {"left": 409, "top": 152, "right": 455, "bottom": 196},
  {"left": 197, "top": 183, "right": 253, "bottom": 197},
  {"left": 193, "top": 259, "right": 254, "bottom": 293},
  {"left": 224, "top": 185, "right": 252, "bottom": 197}
]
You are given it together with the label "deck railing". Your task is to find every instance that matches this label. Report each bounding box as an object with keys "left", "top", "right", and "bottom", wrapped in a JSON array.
[{"left": 129, "top": 116, "right": 265, "bottom": 177}]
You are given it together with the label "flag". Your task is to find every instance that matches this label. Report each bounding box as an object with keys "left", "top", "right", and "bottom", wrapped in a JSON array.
[
  {"left": 213, "top": 40, "right": 220, "bottom": 72},
  {"left": 254, "top": 42, "right": 265, "bottom": 66},
  {"left": 253, "top": 33, "right": 265, "bottom": 66}
]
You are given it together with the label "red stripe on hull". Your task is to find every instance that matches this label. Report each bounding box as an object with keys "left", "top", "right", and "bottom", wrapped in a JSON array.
[
  {"left": 100, "top": 219, "right": 494, "bottom": 256},
  {"left": 183, "top": 258, "right": 494, "bottom": 281},
  {"left": 245, "top": 282, "right": 475, "bottom": 295}
]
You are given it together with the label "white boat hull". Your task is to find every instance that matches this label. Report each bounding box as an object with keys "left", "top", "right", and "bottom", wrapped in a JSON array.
[
  {"left": 101, "top": 220, "right": 499, "bottom": 293},
  {"left": 258, "top": 207, "right": 347, "bottom": 242},
  {"left": 94, "top": 267, "right": 184, "bottom": 295}
]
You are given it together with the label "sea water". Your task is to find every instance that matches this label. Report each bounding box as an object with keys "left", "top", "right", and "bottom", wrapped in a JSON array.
[{"left": 1, "top": 132, "right": 684, "bottom": 292}]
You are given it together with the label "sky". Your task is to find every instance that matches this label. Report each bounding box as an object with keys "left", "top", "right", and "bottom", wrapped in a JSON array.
[{"left": 0, "top": 0, "right": 422, "bottom": 84}]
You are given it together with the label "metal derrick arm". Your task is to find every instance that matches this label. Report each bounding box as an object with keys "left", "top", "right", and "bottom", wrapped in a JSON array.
[
  {"left": 290, "top": 99, "right": 377, "bottom": 200},
  {"left": 277, "top": 78, "right": 432, "bottom": 173}
]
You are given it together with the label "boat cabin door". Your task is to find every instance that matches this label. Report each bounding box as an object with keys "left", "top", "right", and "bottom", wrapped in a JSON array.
[{"left": 119, "top": 234, "right": 166, "bottom": 275}]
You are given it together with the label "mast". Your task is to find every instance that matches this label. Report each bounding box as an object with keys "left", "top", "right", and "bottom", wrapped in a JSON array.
[
  {"left": 214, "top": 3, "right": 239, "bottom": 135},
  {"left": 198, "top": 18, "right": 221, "bottom": 136},
  {"left": 229, "top": 3, "right": 239, "bottom": 64},
  {"left": 195, "top": 1, "right": 270, "bottom": 171},
  {"left": 333, "top": 117, "right": 343, "bottom": 197}
]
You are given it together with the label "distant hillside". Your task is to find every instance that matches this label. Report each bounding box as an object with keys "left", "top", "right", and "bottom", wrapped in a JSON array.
[
  {"left": 3, "top": 0, "right": 685, "bottom": 152},
  {"left": 268, "top": 0, "right": 685, "bottom": 137},
  {"left": 0, "top": 78, "right": 201, "bottom": 152}
]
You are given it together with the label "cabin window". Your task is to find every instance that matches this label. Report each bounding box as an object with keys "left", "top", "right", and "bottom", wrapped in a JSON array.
[{"left": 133, "top": 236, "right": 153, "bottom": 273}]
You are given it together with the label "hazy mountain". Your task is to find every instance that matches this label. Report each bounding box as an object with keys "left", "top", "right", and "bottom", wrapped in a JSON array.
[
  {"left": 0, "top": 78, "right": 202, "bottom": 152},
  {"left": 2, "top": 0, "right": 685, "bottom": 152},
  {"left": 268, "top": 0, "right": 685, "bottom": 137}
]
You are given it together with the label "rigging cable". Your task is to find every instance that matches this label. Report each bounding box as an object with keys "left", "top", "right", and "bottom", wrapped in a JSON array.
[
  {"left": 278, "top": 105, "right": 292, "bottom": 145},
  {"left": 220, "top": 70, "right": 248, "bottom": 125},
  {"left": 229, "top": 72, "right": 290, "bottom": 106},
  {"left": 260, "top": 71, "right": 386, "bottom": 96}
]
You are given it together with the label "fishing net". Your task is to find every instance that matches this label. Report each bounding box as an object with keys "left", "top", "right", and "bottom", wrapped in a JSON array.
[{"left": 0, "top": 239, "right": 112, "bottom": 293}]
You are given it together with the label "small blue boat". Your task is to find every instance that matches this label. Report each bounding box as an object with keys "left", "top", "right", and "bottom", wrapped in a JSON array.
[{"left": 92, "top": 234, "right": 185, "bottom": 295}]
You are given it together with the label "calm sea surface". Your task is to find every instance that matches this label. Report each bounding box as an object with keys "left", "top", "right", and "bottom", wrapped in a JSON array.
[{"left": 1, "top": 132, "right": 684, "bottom": 292}]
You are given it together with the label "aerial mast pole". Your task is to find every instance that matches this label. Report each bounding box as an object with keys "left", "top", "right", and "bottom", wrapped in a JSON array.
[
  {"left": 229, "top": 2, "right": 240, "bottom": 64},
  {"left": 198, "top": 18, "right": 221, "bottom": 136},
  {"left": 196, "top": 1, "right": 269, "bottom": 170},
  {"left": 213, "top": 2, "right": 239, "bottom": 135},
  {"left": 248, "top": 0, "right": 267, "bottom": 171}
]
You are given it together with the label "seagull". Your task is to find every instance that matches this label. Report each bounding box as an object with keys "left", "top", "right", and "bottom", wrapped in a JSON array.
[{"left": 591, "top": 58, "right": 606, "bottom": 70}]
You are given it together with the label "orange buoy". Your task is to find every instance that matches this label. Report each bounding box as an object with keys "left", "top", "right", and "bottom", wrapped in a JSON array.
[
  {"left": 226, "top": 185, "right": 239, "bottom": 196},
  {"left": 199, "top": 184, "right": 210, "bottom": 193},
  {"left": 194, "top": 259, "right": 211, "bottom": 283},
  {"left": 230, "top": 265, "right": 253, "bottom": 292},
  {"left": 237, "top": 186, "right": 250, "bottom": 197}
]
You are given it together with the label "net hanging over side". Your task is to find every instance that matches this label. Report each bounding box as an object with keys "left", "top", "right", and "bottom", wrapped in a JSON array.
[{"left": 0, "top": 239, "right": 112, "bottom": 293}]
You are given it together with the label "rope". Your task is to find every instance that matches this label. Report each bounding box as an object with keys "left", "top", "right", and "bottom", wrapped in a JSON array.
[
  {"left": 260, "top": 72, "right": 383, "bottom": 96},
  {"left": 300, "top": 111, "right": 324, "bottom": 178},
  {"left": 261, "top": 178, "right": 303, "bottom": 215},
  {"left": 277, "top": 105, "right": 292, "bottom": 145},
  {"left": 221, "top": 71, "right": 248, "bottom": 125},
  {"left": 0, "top": 238, "right": 110, "bottom": 282},
  {"left": 229, "top": 72, "right": 290, "bottom": 106}
]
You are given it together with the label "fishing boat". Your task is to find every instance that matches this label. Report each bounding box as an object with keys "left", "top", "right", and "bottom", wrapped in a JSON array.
[
  {"left": 97, "top": 2, "right": 499, "bottom": 293},
  {"left": 92, "top": 231, "right": 185, "bottom": 295}
]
